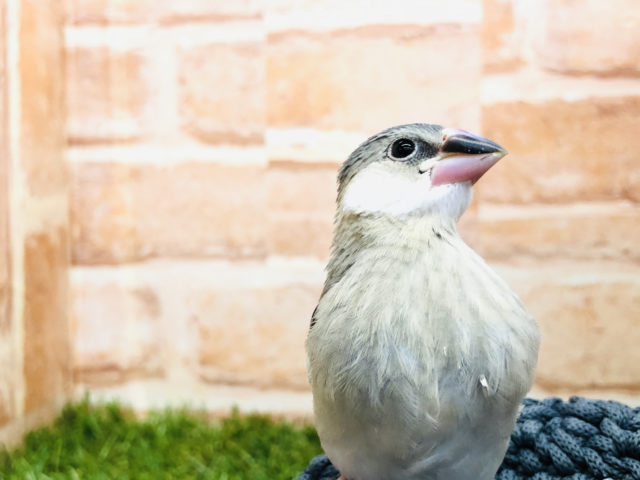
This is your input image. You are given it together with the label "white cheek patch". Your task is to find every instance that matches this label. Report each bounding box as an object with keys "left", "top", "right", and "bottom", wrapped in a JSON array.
[
  {"left": 341, "top": 163, "right": 472, "bottom": 218},
  {"left": 341, "top": 164, "right": 432, "bottom": 216}
]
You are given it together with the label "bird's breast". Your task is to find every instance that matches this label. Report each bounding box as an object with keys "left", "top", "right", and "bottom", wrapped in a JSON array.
[
  {"left": 307, "top": 212, "right": 539, "bottom": 480},
  {"left": 307, "top": 235, "right": 538, "bottom": 415}
]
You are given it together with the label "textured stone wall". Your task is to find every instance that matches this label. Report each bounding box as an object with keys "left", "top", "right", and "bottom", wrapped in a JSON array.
[
  {"left": 475, "top": 0, "right": 640, "bottom": 400},
  {"left": 0, "top": 0, "right": 71, "bottom": 445},
  {"left": 65, "top": 0, "right": 640, "bottom": 415}
]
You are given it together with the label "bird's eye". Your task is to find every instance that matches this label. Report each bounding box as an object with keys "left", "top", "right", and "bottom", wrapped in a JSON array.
[{"left": 389, "top": 138, "right": 416, "bottom": 160}]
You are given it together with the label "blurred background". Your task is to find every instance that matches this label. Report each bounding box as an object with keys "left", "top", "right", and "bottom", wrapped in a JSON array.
[{"left": 1, "top": 0, "right": 639, "bottom": 446}]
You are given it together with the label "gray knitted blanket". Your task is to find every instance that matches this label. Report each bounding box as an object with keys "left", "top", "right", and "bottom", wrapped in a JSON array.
[{"left": 296, "top": 397, "right": 640, "bottom": 480}]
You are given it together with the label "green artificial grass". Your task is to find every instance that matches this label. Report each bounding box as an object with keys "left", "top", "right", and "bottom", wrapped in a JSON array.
[{"left": 0, "top": 400, "right": 322, "bottom": 480}]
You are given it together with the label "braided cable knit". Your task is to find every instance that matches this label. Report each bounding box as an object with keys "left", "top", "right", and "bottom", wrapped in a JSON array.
[{"left": 295, "top": 397, "right": 640, "bottom": 480}]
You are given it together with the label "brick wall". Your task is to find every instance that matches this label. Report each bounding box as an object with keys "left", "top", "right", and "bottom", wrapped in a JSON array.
[
  {"left": 475, "top": 0, "right": 640, "bottom": 400},
  {"left": 0, "top": 0, "right": 71, "bottom": 445},
  {"left": 64, "top": 0, "right": 640, "bottom": 415}
]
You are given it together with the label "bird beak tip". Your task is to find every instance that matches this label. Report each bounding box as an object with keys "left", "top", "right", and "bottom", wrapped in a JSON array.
[{"left": 428, "top": 128, "right": 508, "bottom": 186}]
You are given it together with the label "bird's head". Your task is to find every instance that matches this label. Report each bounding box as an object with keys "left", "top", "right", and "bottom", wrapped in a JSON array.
[{"left": 337, "top": 123, "right": 506, "bottom": 223}]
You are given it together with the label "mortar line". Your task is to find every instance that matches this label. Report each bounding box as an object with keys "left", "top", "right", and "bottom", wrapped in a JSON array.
[{"left": 7, "top": 0, "right": 25, "bottom": 419}]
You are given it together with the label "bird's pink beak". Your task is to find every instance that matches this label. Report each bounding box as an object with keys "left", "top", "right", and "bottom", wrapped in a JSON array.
[{"left": 420, "top": 128, "right": 507, "bottom": 186}]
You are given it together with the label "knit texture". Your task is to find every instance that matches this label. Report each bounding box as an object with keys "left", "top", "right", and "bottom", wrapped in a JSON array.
[{"left": 295, "top": 397, "right": 640, "bottom": 480}]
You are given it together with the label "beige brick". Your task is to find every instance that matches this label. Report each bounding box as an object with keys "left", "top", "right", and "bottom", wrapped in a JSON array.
[
  {"left": 535, "top": 0, "right": 640, "bottom": 76},
  {"left": 0, "top": 0, "right": 4, "bottom": 130},
  {"left": 0, "top": 50, "right": 11, "bottom": 421},
  {"left": 267, "top": 24, "right": 481, "bottom": 132},
  {"left": 266, "top": 129, "right": 369, "bottom": 166},
  {"left": 71, "top": 162, "right": 267, "bottom": 264},
  {"left": 18, "top": 0, "right": 71, "bottom": 415},
  {"left": 132, "top": 163, "right": 267, "bottom": 258},
  {"left": 178, "top": 42, "right": 265, "bottom": 145},
  {"left": 535, "top": 279, "right": 640, "bottom": 390},
  {"left": 65, "top": 0, "right": 158, "bottom": 24},
  {"left": 494, "top": 261, "right": 640, "bottom": 391},
  {"left": 82, "top": 381, "right": 314, "bottom": 418},
  {"left": 0, "top": 394, "right": 10, "bottom": 427},
  {"left": 266, "top": 0, "right": 482, "bottom": 27},
  {"left": 160, "top": 0, "right": 262, "bottom": 22},
  {"left": 268, "top": 214, "right": 333, "bottom": 259},
  {"left": 479, "top": 96, "right": 640, "bottom": 203},
  {"left": 524, "top": 268, "right": 640, "bottom": 389},
  {"left": 465, "top": 202, "right": 640, "bottom": 262},
  {"left": 482, "top": 0, "right": 523, "bottom": 72},
  {"left": 0, "top": 338, "right": 13, "bottom": 426},
  {"left": 71, "top": 279, "right": 164, "bottom": 386},
  {"left": 23, "top": 228, "right": 71, "bottom": 414},
  {"left": 70, "top": 162, "right": 141, "bottom": 264},
  {"left": 0, "top": 0, "right": 9, "bottom": 338},
  {"left": 66, "top": 46, "right": 148, "bottom": 143},
  {"left": 482, "top": 70, "right": 640, "bottom": 105},
  {"left": 0, "top": 0, "right": 13, "bottom": 429},
  {"left": 66, "top": 0, "right": 262, "bottom": 24},
  {"left": 265, "top": 165, "right": 335, "bottom": 258},
  {"left": 266, "top": 165, "right": 337, "bottom": 213},
  {"left": 20, "top": 0, "right": 67, "bottom": 195},
  {"left": 196, "top": 284, "right": 321, "bottom": 390},
  {"left": 71, "top": 259, "right": 324, "bottom": 390}
]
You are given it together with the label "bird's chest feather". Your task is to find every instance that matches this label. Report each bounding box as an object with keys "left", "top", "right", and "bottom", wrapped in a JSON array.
[
  {"left": 307, "top": 236, "right": 538, "bottom": 479},
  {"left": 307, "top": 235, "right": 538, "bottom": 418}
]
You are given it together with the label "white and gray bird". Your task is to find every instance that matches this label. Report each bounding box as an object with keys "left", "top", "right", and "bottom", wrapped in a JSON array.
[{"left": 306, "top": 123, "right": 539, "bottom": 480}]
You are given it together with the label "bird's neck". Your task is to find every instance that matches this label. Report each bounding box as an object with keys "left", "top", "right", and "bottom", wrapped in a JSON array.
[
  {"left": 333, "top": 210, "right": 459, "bottom": 251},
  {"left": 323, "top": 212, "right": 461, "bottom": 293}
]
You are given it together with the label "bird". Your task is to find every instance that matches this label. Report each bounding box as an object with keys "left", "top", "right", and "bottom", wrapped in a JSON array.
[{"left": 306, "top": 123, "right": 540, "bottom": 480}]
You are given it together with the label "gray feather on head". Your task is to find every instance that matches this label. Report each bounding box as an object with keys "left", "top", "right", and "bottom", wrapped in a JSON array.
[{"left": 337, "top": 123, "right": 443, "bottom": 200}]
